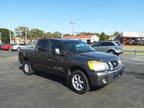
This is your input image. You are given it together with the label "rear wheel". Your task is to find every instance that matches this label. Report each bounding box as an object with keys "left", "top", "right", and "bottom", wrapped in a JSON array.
[
  {"left": 23, "top": 61, "right": 34, "bottom": 75},
  {"left": 70, "top": 70, "right": 89, "bottom": 94}
]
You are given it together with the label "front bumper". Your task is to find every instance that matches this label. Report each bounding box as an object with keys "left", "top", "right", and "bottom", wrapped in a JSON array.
[
  {"left": 115, "top": 50, "right": 123, "bottom": 54},
  {"left": 88, "top": 65, "right": 124, "bottom": 87}
]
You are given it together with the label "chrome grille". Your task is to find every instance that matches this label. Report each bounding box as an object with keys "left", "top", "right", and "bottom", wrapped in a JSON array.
[{"left": 107, "top": 60, "right": 119, "bottom": 70}]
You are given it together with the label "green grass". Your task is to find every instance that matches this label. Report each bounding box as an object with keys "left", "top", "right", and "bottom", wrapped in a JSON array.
[{"left": 124, "top": 45, "right": 144, "bottom": 55}]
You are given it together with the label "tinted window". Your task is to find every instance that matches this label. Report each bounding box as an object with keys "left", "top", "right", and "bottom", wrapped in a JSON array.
[
  {"left": 99, "top": 42, "right": 107, "bottom": 46},
  {"left": 99, "top": 42, "right": 114, "bottom": 46},
  {"left": 107, "top": 42, "right": 114, "bottom": 46},
  {"left": 93, "top": 42, "right": 100, "bottom": 46},
  {"left": 50, "top": 40, "right": 63, "bottom": 52},
  {"left": 115, "top": 41, "right": 121, "bottom": 45},
  {"left": 37, "top": 40, "right": 48, "bottom": 52}
]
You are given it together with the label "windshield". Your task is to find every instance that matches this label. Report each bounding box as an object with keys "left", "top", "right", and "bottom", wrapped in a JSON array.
[
  {"left": 115, "top": 41, "right": 122, "bottom": 46},
  {"left": 64, "top": 40, "right": 95, "bottom": 53}
]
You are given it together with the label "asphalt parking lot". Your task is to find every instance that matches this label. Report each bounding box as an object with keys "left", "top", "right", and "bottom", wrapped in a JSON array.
[{"left": 0, "top": 51, "right": 144, "bottom": 108}]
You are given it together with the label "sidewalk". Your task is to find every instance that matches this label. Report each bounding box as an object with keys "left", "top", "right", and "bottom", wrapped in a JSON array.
[{"left": 121, "top": 54, "right": 144, "bottom": 63}]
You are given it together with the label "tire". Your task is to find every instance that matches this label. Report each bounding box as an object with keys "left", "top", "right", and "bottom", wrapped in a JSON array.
[
  {"left": 23, "top": 61, "right": 34, "bottom": 75},
  {"left": 108, "top": 50, "right": 116, "bottom": 55},
  {"left": 70, "top": 70, "right": 89, "bottom": 94},
  {"left": 17, "top": 47, "right": 21, "bottom": 51}
]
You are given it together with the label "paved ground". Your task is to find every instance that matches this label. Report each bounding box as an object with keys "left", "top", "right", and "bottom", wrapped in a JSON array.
[{"left": 0, "top": 51, "right": 144, "bottom": 108}]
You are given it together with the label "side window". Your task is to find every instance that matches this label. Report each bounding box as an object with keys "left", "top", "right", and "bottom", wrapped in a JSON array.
[
  {"left": 37, "top": 40, "right": 48, "bottom": 52},
  {"left": 50, "top": 40, "right": 63, "bottom": 53},
  {"left": 99, "top": 42, "right": 106, "bottom": 46},
  {"left": 107, "top": 42, "right": 114, "bottom": 46},
  {"left": 94, "top": 42, "right": 100, "bottom": 46}
]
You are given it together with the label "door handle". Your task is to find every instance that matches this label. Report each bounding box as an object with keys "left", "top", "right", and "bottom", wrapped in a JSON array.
[{"left": 47, "top": 56, "right": 55, "bottom": 61}]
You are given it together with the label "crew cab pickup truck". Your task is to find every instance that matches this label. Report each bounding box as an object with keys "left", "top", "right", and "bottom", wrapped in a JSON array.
[{"left": 18, "top": 39, "right": 124, "bottom": 94}]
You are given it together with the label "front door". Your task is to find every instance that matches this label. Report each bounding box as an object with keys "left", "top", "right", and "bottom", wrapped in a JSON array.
[{"left": 46, "top": 40, "right": 66, "bottom": 77}]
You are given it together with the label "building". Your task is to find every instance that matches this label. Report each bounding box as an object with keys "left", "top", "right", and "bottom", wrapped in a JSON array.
[
  {"left": 64, "top": 35, "right": 99, "bottom": 43},
  {"left": 120, "top": 32, "right": 144, "bottom": 45}
]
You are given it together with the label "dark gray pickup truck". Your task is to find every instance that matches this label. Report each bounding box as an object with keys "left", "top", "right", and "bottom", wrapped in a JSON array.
[{"left": 18, "top": 38, "right": 124, "bottom": 94}]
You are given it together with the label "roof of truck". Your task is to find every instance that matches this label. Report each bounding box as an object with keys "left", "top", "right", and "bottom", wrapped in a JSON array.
[{"left": 38, "top": 38, "right": 81, "bottom": 42}]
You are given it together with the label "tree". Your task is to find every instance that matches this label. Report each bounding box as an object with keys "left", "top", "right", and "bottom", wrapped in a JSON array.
[
  {"left": 63, "top": 33, "right": 71, "bottom": 36},
  {"left": 52, "top": 31, "right": 62, "bottom": 38},
  {"left": 99, "top": 32, "right": 109, "bottom": 41},
  {"left": 0, "top": 28, "right": 14, "bottom": 43},
  {"left": 43, "top": 32, "right": 53, "bottom": 38},
  {"left": 15, "top": 26, "right": 29, "bottom": 43},
  {"left": 28, "top": 28, "right": 44, "bottom": 40},
  {"left": 113, "top": 31, "right": 122, "bottom": 41}
]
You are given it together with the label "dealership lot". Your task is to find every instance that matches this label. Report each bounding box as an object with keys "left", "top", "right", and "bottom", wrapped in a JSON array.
[{"left": 0, "top": 51, "right": 144, "bottom": 108}]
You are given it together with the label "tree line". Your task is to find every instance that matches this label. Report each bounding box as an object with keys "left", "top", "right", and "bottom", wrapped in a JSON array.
[{"left": 0, "top": 26, "right": 122, "bottom": 43}]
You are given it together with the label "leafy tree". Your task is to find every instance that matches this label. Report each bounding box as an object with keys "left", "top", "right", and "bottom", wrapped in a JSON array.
[
  {"left": 99, "top": 32, "right": 109, "bottom": 41},
  {"left": 28, "top": 29, "right": 44, "bottom": 40},
  {"left": 43, "top": 32, "right": 54, "bottom": 38},
  {"left": 52, "top": 31, "right": 62, "bottom": 38},
  {"left": 15, "top": 26, "right": 29, "bottom": 43},
  {"left": 0, "top": 28, "right": 14, "bottom": 43},
  {"left": 113, "top": 31, "right": 122, "bottom": 41},
  {"left": 15, "top": 26, "right": 28, "bottom": 37}
]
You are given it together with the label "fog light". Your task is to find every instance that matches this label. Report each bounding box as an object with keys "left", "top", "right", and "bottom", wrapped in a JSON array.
[{"left": 102, "top": 79, "right": 107, "bottom": 84}]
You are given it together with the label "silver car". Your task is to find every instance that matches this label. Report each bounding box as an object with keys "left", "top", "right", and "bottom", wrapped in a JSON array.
[
  {"left": 91, "top": 41, "right": 123, "bottom": 55},
  {"left": 12, "top": 41, "right": 37, "bottom": 51}
]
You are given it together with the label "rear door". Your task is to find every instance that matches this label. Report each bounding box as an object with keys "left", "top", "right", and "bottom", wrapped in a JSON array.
[
  {"left": 97, "top": 42, "right": 108, "bottom": 52},
  {"left": 32, "top": 39, "right": 51, "bottom": 70}
]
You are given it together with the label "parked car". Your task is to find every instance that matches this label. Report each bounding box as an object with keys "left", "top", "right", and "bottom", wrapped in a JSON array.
[
  {"left": 12, "top": 42, "right": 36, "bottom": 51},
  {"left": 1, "top": 44, "right": 13, "bottom": 51},
  {"left": 91, "top": 41, "right": 123, "bottom": 55},
  {"left": 0, "top": 43, "right": 3, "bottom": 49},
  {"left": 19, "top": 39, "right": 124, "bottom": 94}
]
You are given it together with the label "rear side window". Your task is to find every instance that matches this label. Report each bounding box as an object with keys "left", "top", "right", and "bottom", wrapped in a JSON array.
[
  {"left": 99, "top": 42, "right": 114, "bottom": 46},
  {"left": 99, "top": 42, "right": 107, "bottom": 46},
  {"left": 37, "top": 40, "right": 48, "bottom": 52},
  {"left": 106, "top": 42, "right": 115, "bottom": 46}
]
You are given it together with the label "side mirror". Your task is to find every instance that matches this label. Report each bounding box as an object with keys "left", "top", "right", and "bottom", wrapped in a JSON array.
[
  {"left": 54, "top": 48, "right": 65, "bottom": 56},
  {"left": 55, "top": 48, "right": 60, "bottom": 55}
]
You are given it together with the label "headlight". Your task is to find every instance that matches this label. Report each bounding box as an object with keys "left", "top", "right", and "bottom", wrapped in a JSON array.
[
  {"left": 115, "top": 46, "right": 120, "bottom": 50},
  {"left": 118, "top": 59, "right": 122, "bottom": 65},
  {"left": 88, "top": 61, "right": 109, "bottom": 72}
]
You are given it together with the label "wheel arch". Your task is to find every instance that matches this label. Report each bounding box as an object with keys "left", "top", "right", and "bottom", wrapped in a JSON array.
[
  {"left": 108, "top": 49, "right": 116, "bottom": 53},
  {"left": 67, "top": 66, "right": 90, "bottom": 86}
]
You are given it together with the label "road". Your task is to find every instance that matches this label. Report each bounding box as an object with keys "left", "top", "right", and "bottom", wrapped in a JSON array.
[{"left": 0, "top": 51, "right": 144, "bottom": 108}]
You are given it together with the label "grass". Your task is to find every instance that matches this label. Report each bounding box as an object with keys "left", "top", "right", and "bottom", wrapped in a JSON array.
[{"left": 123, "top": 45, "right": 144, "bottom": 55}]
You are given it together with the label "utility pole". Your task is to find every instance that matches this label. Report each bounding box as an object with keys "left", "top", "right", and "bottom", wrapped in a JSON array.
[
  {"left": 70, "top": 20, "right": 75, "bottom": 35},
  {"left": 9, "top": 29, "right": 12, "bottom": 44},
  {"left": 25, "top": 27, "right": 28, "bottom": 44},
  {"left": 0, "top": 32, "right": 1, "bottom": 43}
]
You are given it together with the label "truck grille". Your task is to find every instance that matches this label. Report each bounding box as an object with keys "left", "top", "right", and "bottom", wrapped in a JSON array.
[{"left": 107, "top": 61, "right": 119, "bottom": 70}]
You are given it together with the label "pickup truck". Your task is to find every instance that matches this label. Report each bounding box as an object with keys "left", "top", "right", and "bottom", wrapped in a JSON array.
[{"left": 18, "top": 38, "right": 124, "bottom": 94}]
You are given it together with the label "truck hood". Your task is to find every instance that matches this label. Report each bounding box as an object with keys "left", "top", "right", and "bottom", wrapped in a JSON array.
[{"left": 79, "top": 51, "right": 119, "bottom": 62}]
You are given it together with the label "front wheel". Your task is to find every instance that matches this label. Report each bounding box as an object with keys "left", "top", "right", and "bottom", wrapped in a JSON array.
[
  {"left": 17, "top": 47, "right": 21, "bottom": 51},
  {"left": 108, "top": 50, "right": 116, "bottom": 55},
  {"left": 70, "top": 70, "right": 89, "bottom": 94},
  {"left": 23, "top": 61, "right": 34, "bottom": 75}
]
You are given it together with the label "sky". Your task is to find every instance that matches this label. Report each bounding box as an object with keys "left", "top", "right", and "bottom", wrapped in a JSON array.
[{"left": 0, "top": 0, "right": 144, "bottom": 34}]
